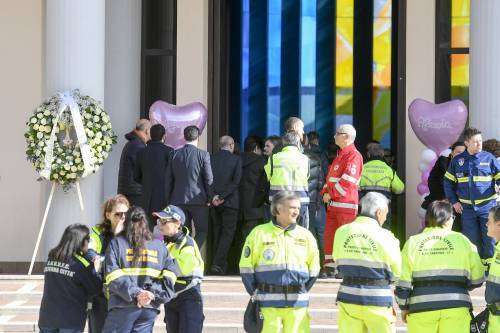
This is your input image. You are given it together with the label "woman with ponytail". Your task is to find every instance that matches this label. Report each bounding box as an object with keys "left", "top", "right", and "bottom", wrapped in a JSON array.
[{"left": 102, "top": 206, "right": 179, "bottom": 333}]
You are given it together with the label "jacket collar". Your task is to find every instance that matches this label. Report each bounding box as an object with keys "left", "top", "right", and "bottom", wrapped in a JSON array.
[
  {"left": 282, "top": 145, "right": 300, "bottom": 153},
  {"left": 339, "top": 143, "right": 357, "bottom": 155},
  {"left": 271, "top": 218, "right": 297, "bottom": 232},
  {"left": 355, "top": 215, "right": 380, "bottom": 227}
]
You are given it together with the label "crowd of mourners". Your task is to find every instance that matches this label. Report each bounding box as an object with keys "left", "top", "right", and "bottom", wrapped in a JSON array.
[{"left": 37, "top": 116, "right": 500, "bottom": 333}]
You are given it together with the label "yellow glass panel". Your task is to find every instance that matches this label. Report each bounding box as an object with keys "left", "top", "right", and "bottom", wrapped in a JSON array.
[
  {"left": 451, "top": 54, "right": 469, "bottom": 87},
  {"left": 336, "top": 0, "right": 354, "bottom": 116},
  {"left": 451, "top": 0, "right": 470, "bottom": 48}
]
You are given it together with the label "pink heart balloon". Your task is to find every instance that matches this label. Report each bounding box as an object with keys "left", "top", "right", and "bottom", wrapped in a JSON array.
[
  {"left": 408, "top": 99, "right": 468, "bottom": 153},
  {"left": 149, "top": 101, "right": 208, "bottom": 149}
]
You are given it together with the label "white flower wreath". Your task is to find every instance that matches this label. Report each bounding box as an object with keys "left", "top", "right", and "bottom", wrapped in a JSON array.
[{"left": 24, "top": 89, "right": 117, "bottom": 188}]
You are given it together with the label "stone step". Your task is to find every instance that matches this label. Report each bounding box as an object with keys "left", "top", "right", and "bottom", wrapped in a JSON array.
[{"left": 0, "top": 276, "right": 488, "bottom": 333}]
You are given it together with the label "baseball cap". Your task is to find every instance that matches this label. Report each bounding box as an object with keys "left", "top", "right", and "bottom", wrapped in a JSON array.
[{"left": 152, "top": 205, "right": 185, "bottom": 225}]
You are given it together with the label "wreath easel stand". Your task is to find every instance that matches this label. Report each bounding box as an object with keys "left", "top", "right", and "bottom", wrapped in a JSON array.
[
  {"left": 28, "top": 182, "right": 86, "bottom": 275},
  {"left": 25, "top": 90, "right": 117, "bottom": 275}
]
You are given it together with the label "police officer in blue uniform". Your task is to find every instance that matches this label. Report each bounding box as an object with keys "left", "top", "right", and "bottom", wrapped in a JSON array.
[
  {"left": 102, "top": 207, "right": 179, "bottom": 333},
  {"left": 38, "top": 224, "right": 101, "bottom": 333},
  {"left": 155, "top": 205, "right": 205, "bottom": 333},
  {"left": 444, "top": 127, "right": 500, "bottom": 259}
]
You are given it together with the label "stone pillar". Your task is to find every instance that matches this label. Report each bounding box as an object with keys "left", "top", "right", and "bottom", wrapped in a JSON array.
[
  {"left": 470, "top": 0, "right": 500, "bottom": 139},
  {"left": 43, "top": 0, "right": 105, "bottom": 257}
]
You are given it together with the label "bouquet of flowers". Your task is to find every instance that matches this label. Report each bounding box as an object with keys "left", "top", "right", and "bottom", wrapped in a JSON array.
[{"left": 24, "top": 89, "right": 117, "bottom": 188}]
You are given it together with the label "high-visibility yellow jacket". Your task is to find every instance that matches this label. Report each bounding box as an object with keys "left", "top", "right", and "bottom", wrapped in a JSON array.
[
  {"left": 265, "top": 145, "right": 310, "bottom": 204},
  {"left": 359, "top": 159, "right": 405, "bottom": 199},
  {"left": 165, "top": 227, "right": 204, "bottom": 296},
  {"left": 486, "top": 241, "right": 500, "bottom": 314},
  {"left": 333, "top": 215, "right": 401, "bottom": 306},
  {"left": 395, "top": 227, "right": 485, "bottom": 313},
  {"left": 239, "top": 220, "right": 320, "bottom": 308}
]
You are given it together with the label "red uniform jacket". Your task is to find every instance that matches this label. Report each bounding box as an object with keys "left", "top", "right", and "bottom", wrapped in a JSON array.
[{"left": 321, "top": 144, "right": 363, "bottom": 214}]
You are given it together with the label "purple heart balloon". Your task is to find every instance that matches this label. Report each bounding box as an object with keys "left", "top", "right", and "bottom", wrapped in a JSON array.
[
  {"left": 408, "top": 99, "right": 468, "bottom": 153},
  {"left": 149, "top": 101, "right": 208, "bottom": 149}
]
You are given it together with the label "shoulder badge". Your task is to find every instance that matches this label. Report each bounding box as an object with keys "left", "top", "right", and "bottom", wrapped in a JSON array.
[
  {"left": 244, "top": 246, "right": 251, "bottom": 258},
  {"left": 263, "top": 249, "right": 275, "bottom": 261},
  {"left": 458, "top": 158, "right": 465, "bottom": 166}
]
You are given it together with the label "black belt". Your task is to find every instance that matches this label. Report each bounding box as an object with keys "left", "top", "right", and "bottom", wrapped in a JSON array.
[
  {"left": 413, "top": 280, "right": 467, "bottom": 288},
  {"left": 256, "top": 283, "right": 302, "bottom": 293},
  {"left": 487, "top": 301, "right": 500, "bottom": 315},
  {"left": 342, "top": 276, "right": 390, "bottom": 286}
]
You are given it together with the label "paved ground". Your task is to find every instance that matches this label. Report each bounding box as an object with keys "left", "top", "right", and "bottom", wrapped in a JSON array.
[{"left": 0, "top": 275, "right": 487, "bottom": 332}]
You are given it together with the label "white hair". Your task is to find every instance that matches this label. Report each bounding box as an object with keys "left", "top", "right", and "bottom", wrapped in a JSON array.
[
  {"left": 219, "top": 135, "right": 234, "bottom": 149},
  {"left": 359, "top": 192, "right": 389, "bottom": 219},
  {"left": 337, "top": 124, "right": 356, "bottom": 141}
]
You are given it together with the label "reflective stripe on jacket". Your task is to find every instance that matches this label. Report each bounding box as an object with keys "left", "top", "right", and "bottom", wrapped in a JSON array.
[
  {"left": 443, "top": 150, "right": 500, "bottom": 209},
  {"left": 359, "top": 159, "right": 405, "bottom": 198},
  {"left": 395, "top": 227, "right": 485, "bottom": 313},
  {"left": 333, "top": 216, "right": 401, "bottom": 306},
  {"left": 265, "top": 145, "right": 310, "bottom": 204},
  {"left": 166, "top": 227, "right": 204, "bottom": 297},
  {"left": 104, "top": 236, "right": 179, "bottom": 310},
  {"left": 239, "top": 220, "right": 320, "bottom": 308},
  {"left": 321, "top": 144, "right": 363, "bottom": 213},
  {"left": 486, "top": 242, "right": 500, "bottom": 309}
]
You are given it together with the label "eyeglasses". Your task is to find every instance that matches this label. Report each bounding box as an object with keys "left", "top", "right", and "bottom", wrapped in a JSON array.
[
  {"left": 113, "top": 211, "right": 127, "bottom": 218},
  {"left": 157, "top": 218, "right": 174, "bottom": 226},
  {"left": 334, "top": 132, "right": 347, "bottom": 136},
  {"left": 84, "top": 236, "right": 90, "bottom": 242}
]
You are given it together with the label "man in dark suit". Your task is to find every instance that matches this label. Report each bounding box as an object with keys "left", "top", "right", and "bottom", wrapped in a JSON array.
[
  {"left": 134, "top": 124, "right": 173, "bottom": 230},
  {"left": 117, "top": 119, "right": 150, "bottom": 206},
  {"left": 165, "top": 126, "right": 213, "bottom": 255},
  {"left": 209, "top": 136, "right": 242, "bottom": 274}
]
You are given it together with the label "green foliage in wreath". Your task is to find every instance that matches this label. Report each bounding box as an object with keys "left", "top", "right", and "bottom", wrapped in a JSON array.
[{"left": 24, "top": 90, "right": 117, "bottom": 187}]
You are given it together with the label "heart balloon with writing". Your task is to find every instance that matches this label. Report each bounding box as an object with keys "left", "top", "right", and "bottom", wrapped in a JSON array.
[
  {"left": 149, "top": 101, "right": 208, "bottom": 149},
  {"left": 408, "top": 98, "right": 468, "bottom": 154}
]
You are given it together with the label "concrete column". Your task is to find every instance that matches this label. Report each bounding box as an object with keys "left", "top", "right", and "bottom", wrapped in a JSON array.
[
  {"left": 470, "top": 0, "right": 500, "bottom": 139},
  {"left": 177, "top": 0, "right": 209, "bottom": 149},
  {"left": 43, "top": 0, "right": 105, "bottom": 257},
  {"left": 104, "top": 0, "right": 142, "bottom": 198}
]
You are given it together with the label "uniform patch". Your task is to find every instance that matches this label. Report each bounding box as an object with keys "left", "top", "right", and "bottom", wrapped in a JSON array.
[
  {"left": 294, "top": 238, "right": 307, "bottom": 246},
  {"left": 456, "top": 172, "right": 464, "bottom": 177},
  {"left": 334, "top": 165, "right": 339, "bottom": 171},
  {"left": 244, "top": 246, "right": 251, "bottom": 258},
  {"left": 263, "top": 249, "right": 275, "bottom": 261},
  {"left": 263, "top": 241, "right": 275, "bottom": 246},
  {"left": 458, "top": 158, "right": 465, "bottom": 166},
  {"left": 350, "top": 164, "right": 357, "bottom": 175}
]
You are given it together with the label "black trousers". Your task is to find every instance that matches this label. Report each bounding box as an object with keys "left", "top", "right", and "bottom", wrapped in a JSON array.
[
  {"left": 178, "top": 205, "right": 209, "bottom": 256},
  {"left": 88, "top": 294, "right": 107, "bottom": 333},
  {"left": 210, "top": 206, "right": 238, "bottom": 272}
]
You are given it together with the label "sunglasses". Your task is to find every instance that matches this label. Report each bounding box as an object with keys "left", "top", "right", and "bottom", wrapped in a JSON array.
[{"left": 113, "top": 211, "right": 127, "bottom": 218}]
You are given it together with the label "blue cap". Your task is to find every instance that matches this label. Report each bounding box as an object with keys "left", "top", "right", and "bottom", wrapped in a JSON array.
[{"left": 152, "top": 205, "right": 186, "bottom": 225}]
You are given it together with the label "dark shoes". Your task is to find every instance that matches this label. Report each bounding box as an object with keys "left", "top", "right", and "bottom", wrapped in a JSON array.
[{"left": 210, "top": 265, "right": 225, "bottom": 275}]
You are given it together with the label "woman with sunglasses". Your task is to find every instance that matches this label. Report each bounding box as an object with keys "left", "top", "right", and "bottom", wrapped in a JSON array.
[
  {"left": 86, "top": 194, "right": 130, "bottom": 333},
  {"left": 102, "top": 206, "right": 179, "bottom": 333},
  {"left": 395, "top": 200, "right": 485, "bottom": 333},
  {"left": 38, "top": 224, "right": 101, "bottom": 333}
]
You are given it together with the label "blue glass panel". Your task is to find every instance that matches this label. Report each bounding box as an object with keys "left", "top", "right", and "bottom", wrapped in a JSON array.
[
  {"left": 300, "top": 0, "right": 317, "bottom": 132},
  {"left": 241, "top": 0, "right": 250, "bottom": 144},
  {"left": 267, "top": 0, "right": 281, "bottom": 136}
]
